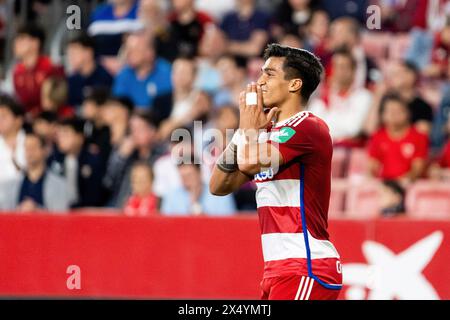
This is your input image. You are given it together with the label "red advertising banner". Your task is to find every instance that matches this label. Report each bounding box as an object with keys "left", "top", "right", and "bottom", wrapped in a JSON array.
[{"left": 0, "top": 213, "right": 448, "bottom": 299}]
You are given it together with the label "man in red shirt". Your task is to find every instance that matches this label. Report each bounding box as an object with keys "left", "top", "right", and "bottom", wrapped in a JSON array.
[
  {"left": 368, "top": 93, "right": 429, "bottom": 185},
  {"left": 210, "top": 44, "right": 342, "bottom": 300},
  {"left": 13, "top": 24, "right": 62, "bottom": 117}
]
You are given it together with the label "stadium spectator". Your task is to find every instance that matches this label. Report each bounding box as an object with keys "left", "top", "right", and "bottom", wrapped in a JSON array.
[
  {"left": 0, "top": 131, "right": 69, "bottom": 212},
  {"left": 12, "top": 23, "right": 63, "bottom": 117},
  {"left": 220, "top": 0, "right": 270, "bottom": 58},
  {"left": 364, "top": 60, "right": 434, "bottom": 136},
  {"left": 0, "top": 95, "right": 26, "bottom": 184},
  {"left": 137, "top": 0, "right": 168, "bottom": 38},
  {"left": 319, "top": 0, "right": 367, "bottom": 23},
  {"left": 49, "top": 117, "right": 105, "bottom": 208},
  {"left": 156, "top": 0, "right": 214, "bottom": 62},
  {"left": 161, "top": 161, "right": 236, "bottom": 216},
  {"left": 271, "top": 0, "right": 318, "bottom": 42},
  {"left": 431, "top": 82, "right": 450, "bottom": 149},
  {"left": 372, "top": 0, "right": 429, "bottom": 32},
  {"left": 80, "top": 88, "right": 112, "bottom": 162},
  {"left": 195, "top": 0, "right": 236, "bottom": 20},
  {"left": 66, "top": 34, "right": 113, "bottom": 108},
  {"left": 326, "top": 17, "right": 378, "bottom": 89},
  {"left": 429, "top": 116, "right": 450, "bottom": 180},
  {"left": 156, "top": 56, "right": 210, "bottom": 141},
  {"left": 367, "top": 93, "right": 429, "bottom": 186},
  {"left": 32, "top": 111, "right": 58, "bottom": 146},
  {"left": 194, "top": 24, "right": 227, "bottom": 94},
  {"left": 103, "top": 111, "right": 165, "bottom": 208},
  {"left": 124, "top": 161, "right": 158, "bottom": 216},
  {"left": 88, "top": 0, "right": 142, "bottom": 57},
  {"left": 100, "top": 96, "right": 134, "bottom": 150},
  {"left": 204, "top": 105, "right": 257, "bottom": 211},
  {"left": 308, "top": 48, "right": 372, "bottom": 146},
  {"left": 278, "top": 32, "right": 305, "bottom": 49},
  {"left": 422, "top": 17, "right": 450, "bottom": 79},
  {"left": 304, "top": 9, "right": 330, "bottom": 56},
  {"left": 40, "top": 76, "right": 74, "bottom": 119},
  {"left": 213, "top": 55, "right": 248, "bottom": 108},
  {"left": 112, "top": 32, "right": 172, "bottom": 110}
]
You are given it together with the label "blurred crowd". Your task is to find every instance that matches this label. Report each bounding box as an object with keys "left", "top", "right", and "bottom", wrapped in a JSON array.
[{"left": 0, "top": 0, "right": 449, "bottom": 218}]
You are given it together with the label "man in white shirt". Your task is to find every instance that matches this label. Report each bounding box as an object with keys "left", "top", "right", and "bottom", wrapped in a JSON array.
[{"left": 0, "top": 95, "right": 26, "bottom": 183}]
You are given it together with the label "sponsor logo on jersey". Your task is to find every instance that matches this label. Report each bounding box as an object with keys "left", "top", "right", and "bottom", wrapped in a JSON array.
[
  {"left": 254, "top": 167, "right": 274, "bottom": 181},
  {"left": 270, "top": 127, "right": 296, "bottom": 143}
]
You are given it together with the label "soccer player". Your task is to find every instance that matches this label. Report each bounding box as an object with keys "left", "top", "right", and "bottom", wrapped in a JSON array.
[{"left": 209, "top": 44, "right": 343, "bottom": 300}]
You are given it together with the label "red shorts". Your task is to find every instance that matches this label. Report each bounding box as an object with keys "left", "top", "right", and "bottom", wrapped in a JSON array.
[{"left": 260, "top": 274, "right": 341, "bottom": 300}]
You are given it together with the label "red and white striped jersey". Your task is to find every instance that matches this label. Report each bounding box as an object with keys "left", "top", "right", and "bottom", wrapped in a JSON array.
[{"left": 254, "top": 111, "right": 342, "bottom": 287}]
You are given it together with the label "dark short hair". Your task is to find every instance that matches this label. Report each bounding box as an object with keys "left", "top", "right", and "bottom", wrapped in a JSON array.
[
  {"left": 132, "top": 110, "right": 160, "bottom": 129},
  {"left": 219, "top": 54, "right": 247, "bottom": 69},
  {"left": 58, "top": 117, "right": 85, "bottom": 135},
  {"left": 0, "top": 94, "right": 25, "bottom": 118},
  {"left": 35, "top": 111, "right": 58, "bottom": 123},
  {"left": 263, "top": 43, "right": 323, "bottom": 102},
  {"left": 332, "top": 47, "right": 357, "bottom": 69},
  {"left": 106, "top": 96, "right": 135, "bottom": 114},
  {"left": 401, "top": 60, "right": 419, "bottom": 76},
  {"left": 68, "top": 33, "right": 96, "bottom": 51},
  {"left": 379, "top": 92, "right": 410, "bottom": 117},
  {"left": 25, "top": 130, "right": 47, "bottom": 148},
  {"left": 16, "top": 23, "right": 45, "bottom": 50},
  {"left": 83, "top": 87, "right": 110, "bottom": 106}
]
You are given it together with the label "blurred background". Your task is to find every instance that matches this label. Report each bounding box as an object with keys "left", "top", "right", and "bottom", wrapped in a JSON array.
[{"left": 0, "top": 0, "right": 449, "bottom": 300}]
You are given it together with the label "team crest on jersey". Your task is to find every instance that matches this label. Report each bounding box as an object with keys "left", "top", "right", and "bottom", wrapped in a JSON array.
[{"left": 270, "top": 127, "right": 296, "bottom": 143}]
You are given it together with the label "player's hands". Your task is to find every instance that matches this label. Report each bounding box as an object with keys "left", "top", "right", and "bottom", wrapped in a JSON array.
[{"left": 238, "top": 82, "right": 279, "bottom": 131}]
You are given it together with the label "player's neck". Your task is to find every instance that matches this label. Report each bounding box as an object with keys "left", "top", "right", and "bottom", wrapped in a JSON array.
[{"left": 275, "top": 99, "right": 305, "bottom": 123}]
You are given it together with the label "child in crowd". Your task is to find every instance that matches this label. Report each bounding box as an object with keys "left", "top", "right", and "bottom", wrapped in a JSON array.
[{"left": 124, "top": 161, "right": 158, "bottom": 217}]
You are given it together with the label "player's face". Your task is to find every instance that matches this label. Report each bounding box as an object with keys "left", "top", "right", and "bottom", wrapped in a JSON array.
[{"left": 257, "top": 57, "right": 291, "bottom": 108}]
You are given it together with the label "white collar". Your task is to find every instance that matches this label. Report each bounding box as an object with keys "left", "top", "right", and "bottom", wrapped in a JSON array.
[{"left": 273, "top": 110, "right": 308, "bottom": 128}]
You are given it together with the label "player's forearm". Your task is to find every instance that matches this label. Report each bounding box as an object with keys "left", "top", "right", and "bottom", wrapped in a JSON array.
[
  {"left": 209, "top": 167, "right": 249, "bottom": 195},
  {"left": 209, "top": 141, "right": 250, "bottom": 195}
]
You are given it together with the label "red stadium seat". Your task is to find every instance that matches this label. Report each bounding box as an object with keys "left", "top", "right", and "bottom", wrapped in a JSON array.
[
  {"left": 329, "top": 179, "right": 348, "bottom": 218},
  {"left": 345, "top": 180, "right": 382, "bottom": 219},
  {"left": 347, "top": 148, "right": 369, "bottom": 180},
  {"left": 331, "top": 148, "right": 348, "bottom": 178},
  {"left": 406, "top": 181, "right": 450, "bottom": 219}
]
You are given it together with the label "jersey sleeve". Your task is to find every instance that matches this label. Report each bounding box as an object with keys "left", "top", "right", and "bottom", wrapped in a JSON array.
[{"left": 268, "top": 118, "right": 318, "bottom": 164}]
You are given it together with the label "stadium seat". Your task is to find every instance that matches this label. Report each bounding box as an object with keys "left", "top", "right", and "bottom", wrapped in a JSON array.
[
  {"left": 331, "top": 148, "right": 348, "bottom": 178},
  {"left": 347, "top": 148, "right": 369, "bottom": 180},
  {"left": 405, "top": 181, "right": 450, "bottom": 219},
  {"left": 345, "top": 180, "right": 382, "bottom": 219},
  {"left": 329, "top": 178, "right": 348, "bottom": 218}
]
